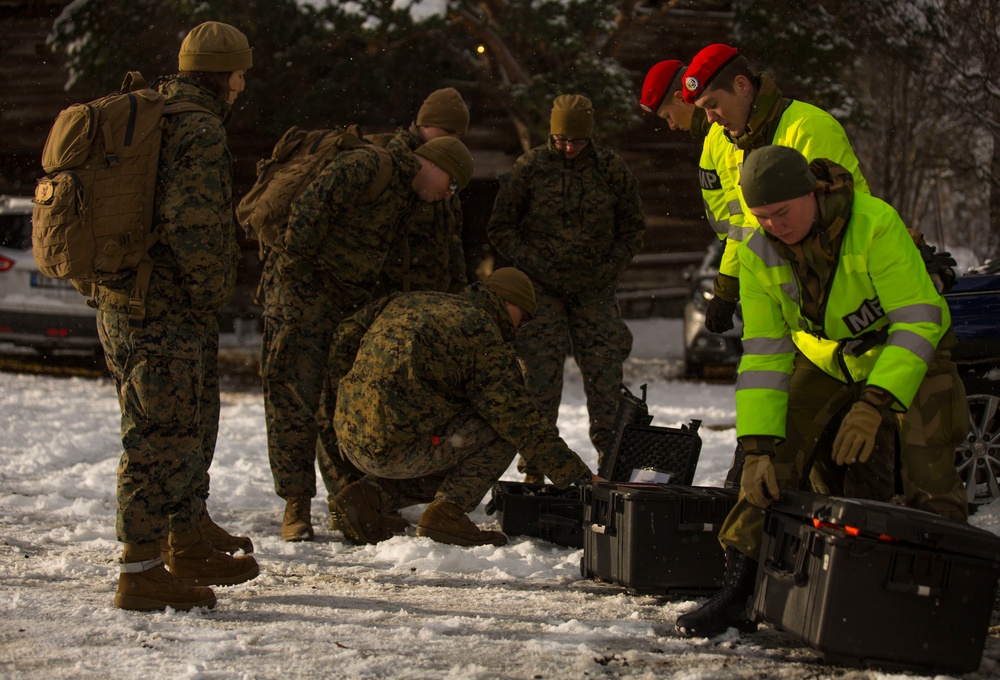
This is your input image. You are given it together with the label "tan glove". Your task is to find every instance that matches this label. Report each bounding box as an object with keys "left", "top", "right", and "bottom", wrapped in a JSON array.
[
  {"left": 832, "top": 399, "right": 883, "bottom": 466},
  {"left": 741, "top": 453, "right": 779, "bottom": 507}
]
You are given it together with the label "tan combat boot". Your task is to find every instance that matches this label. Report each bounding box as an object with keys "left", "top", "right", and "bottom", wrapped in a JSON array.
[
  {"left": 202, "top": 512, "right": 255, "bottom": 553},
  {"left": 329, "top": 481, "right": 392, "bottom": 545},
  {"left": 281, "top": 496, "right": 314, "bottom": 542},
  {"left": 114, "top": 541, "right": 216, "bottom": 611},
  {"left": 415, "top": 499, "right": 508, "bottom": 547},
  {"left": 166, "top": 528, "right": 260, "bottom": 587},
  {"left": 328, "top": 500, "right": 410, "bottom": 534}
]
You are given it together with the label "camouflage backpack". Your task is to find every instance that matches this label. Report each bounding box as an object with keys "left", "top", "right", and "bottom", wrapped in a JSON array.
[
  {"left": 236, "top": 124, "right": 393, "bottom": 259},
  {"left": 31, "top": 71, "right": 211, "bottom": 327}
]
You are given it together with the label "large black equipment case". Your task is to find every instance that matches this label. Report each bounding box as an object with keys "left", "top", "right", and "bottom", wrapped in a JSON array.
[
  {"left": 580, "top": 484, "right": 738, "bottom": 594},
  {"left": 753, "top": 489, "right": 1000, "bottom": 674},
  {"left": 486, "top": 385, "right": 703, "bottom": 548}
]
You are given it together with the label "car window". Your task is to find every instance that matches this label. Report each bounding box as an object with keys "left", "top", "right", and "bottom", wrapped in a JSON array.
[{"left": 0, "top": 213, "right": 32, "bottom": 250}]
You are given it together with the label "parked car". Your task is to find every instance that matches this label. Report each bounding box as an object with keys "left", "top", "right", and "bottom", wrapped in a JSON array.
[
  {"left": 0, "top": 195, "right": 102, "bottom": 354},
  {"left": 945, "top": 261, "right": 1000, "bottom": 509},
  {"left": 682, "top": 240, "right": 742, "bottom": 377}
]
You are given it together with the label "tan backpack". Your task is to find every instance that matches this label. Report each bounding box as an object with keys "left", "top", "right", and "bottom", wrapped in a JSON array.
[
  {"left": 31, "top": 72, "right": 210, "bottom": 327},
  {"left": 237, "top": 124, "right": 393, "bottom": 259}
]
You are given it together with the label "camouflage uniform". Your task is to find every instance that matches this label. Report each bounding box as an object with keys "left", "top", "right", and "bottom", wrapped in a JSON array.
[
  {"left": 259, "top": 142, "right": 419, "bottom": 502},
  {"left": 488, "top": 140, "right": 645, "bottom": 466},
  {"left": 331, "top": 283, "right": 591, "bottom": 512},
  {"left": 95, "top": 76, "right": 238, "bottom": 543},
  {"left": 369, "top": 125, "right": 467, "bottom": 294}
]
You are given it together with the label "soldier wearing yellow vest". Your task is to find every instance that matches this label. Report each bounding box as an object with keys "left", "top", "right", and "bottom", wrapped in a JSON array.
[
  {"left": 681, "top": 44, "right": 870, "bottom": 334},
  {"left": 640, "top": 60, "right": 736, "bottom": 328},
  {"left": 675, "top": 146, "right": 968, "bottom": 639}
]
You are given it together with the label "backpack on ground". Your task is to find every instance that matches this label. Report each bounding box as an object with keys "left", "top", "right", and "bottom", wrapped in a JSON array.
[
  {"left": 31, "top": 71, "right": 211, "bottom": 327},
  {"left": 236, "top": 124, "right": 393, "bottom": 259}
]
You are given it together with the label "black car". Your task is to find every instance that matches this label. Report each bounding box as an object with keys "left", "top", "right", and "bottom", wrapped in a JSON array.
[
  {"left": 682, "top": 240, "right": 742, "bottom": 378},
  {"left": 945, "top": 261, "right": 1000, "bottom": 508}
]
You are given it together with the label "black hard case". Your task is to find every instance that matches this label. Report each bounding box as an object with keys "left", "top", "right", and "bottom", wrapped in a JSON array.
[
  {"left": 487, "top": 385, "right": 702, "bottom": 548},
  {"left": 580, "top": 484, "right": 738, "bottom": 594},
  {"left": 753, "top": 489, "right": 1000, "bottom": 674}
]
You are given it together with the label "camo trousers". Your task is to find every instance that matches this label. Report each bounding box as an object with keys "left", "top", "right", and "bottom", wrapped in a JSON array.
[
  {"left": 515, "top": 285, "right": 632, "bottom": 475},
  {"left": 99, "top": 309, "right": 218, "bottom": 543},
  {"left": 340, "top": 411, "right": 516, "bottom": 512},
  {"left": 719, "top": 349, "right": 969, "bottom": 561}
]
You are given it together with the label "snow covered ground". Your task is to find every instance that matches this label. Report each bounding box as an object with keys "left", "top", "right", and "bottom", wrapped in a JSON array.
[{"left": 2, "top": 317, "right": 999, "bottom": 679}]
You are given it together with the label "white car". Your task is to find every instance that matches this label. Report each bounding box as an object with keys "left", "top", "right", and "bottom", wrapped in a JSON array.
[{"left": 0, "top": 195, "right": 101, "bottom": 354}]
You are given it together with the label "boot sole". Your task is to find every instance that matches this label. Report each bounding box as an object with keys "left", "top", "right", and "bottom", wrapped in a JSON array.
[
  {"left": 174, "top": 562, "right": 260, "bottom": 587},
  {"left": 114, "top": 592, "right": 216, "bottom": 611},
  {"left": 415, "top": 526, "right": 508, "bottom": 547}
]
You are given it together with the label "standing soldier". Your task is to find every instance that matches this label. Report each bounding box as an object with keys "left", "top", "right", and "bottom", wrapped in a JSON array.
[
  {"left": 99, "top": 21, "right": 259, "bottom": 611},
  {"left": 681, "top": 44, "right": 870, "bottom": 335},
  {"left": 488, "top": 94, "right": 645, "bottom": 479},
  {"left": 260, "top": 134, "right": 473, "bottom": 542},
  {"left": 675, "top": 147, "right": 968, "bottom": 638},
  {"left": 369, "top": 87, "right": 470, "bottom": 294},
  {"left": 328, "top": 268, "right": 598, "bottom": 547},
  {"left": 640, "top": 60, "right": 739, "bottom": 336}
]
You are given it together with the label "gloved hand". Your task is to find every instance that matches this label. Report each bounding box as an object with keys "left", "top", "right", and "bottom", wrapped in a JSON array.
[
  {"left": 738, "top": 436, "right": 779, "bottom": 508},
  {"left": 741, "top": 453, "right": 779, "bottom": 508},
  {"left": 832, "top": 399, "right": 884, "bottom": 466},
  {"left": 704, "top": 295, "right": 737, "bottom": 334},
  {"left": 919, "top": 243, "right": 958, "bottom": 294}
]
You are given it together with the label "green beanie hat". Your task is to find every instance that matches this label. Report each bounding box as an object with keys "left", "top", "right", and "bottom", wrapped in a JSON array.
[
  {"left": 550, "top": 94, "right": 595, "bottom": 138},
  {"left": 740, "top": 145, "right": 818, "bottom": 208},
  {"left": 179, "top": 21, "right": 253, "bottom": 73},
  {"left": 414, "top": 137, "right": 474, "bottom": 190},
  {"left": 484, "top": 267, "right": 537, "bottom": 317},
  {"left": 416, "top": 88, "right": 470, "bottom": 135}
]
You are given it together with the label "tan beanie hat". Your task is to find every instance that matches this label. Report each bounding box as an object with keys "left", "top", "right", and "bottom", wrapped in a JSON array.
[
  {"left": 179, "top": 21, "right": 253, "bottom": 73},
  {"left": 484, "top": 268, "right": 537, "bottom": 317},
  {"left": 414, "top": 137, "right": 474, "bottom": 190},
  {"left": 550, "top": 94, "right": 594, "bottom": 138},
  {"left": 416, "top": 88, "right": 470, "bottom": 135}
]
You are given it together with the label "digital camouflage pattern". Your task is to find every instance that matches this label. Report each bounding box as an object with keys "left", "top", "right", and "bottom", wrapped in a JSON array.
[
  {"left": 369, "top": 125, "right": 467, "bottom": 294},
  {"left": 515, "top": 286, "right": 632, "bottom": 464},
  {"left": 95, "top": 76, "right": 237, "bottom": 544},
  {"left": 488, "top": 140, "right": 644, "bottom": 466},
  {"left": 260, "top": 143, "right": 420, "bottom": 501},
  {"left": 331, "top": 283, "right": 591, "bottom": 511}
]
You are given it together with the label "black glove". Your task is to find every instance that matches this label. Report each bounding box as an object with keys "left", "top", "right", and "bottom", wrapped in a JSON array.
[
  {"left": 919, "top": 243, "right": 958, "bottom": 294},
  {"left": 705, "top": 295, "right": 737, "bottom": 334}
]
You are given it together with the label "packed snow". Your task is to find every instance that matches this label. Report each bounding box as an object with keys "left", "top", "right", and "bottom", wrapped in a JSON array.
[{"left": 1, "top": 317, "right": 999, "bottom": 679}]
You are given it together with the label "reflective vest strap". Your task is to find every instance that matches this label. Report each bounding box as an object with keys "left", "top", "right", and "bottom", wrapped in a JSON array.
[
  {"left": 736, "top": 369, "right": 791, "bottom": 392},
  {"left": 886, "top": 329, "right": 935, "bottom": 366},
  {"left": 742, "top": 335, "right": 796, "bottom": 356},
  {"left": 887, "top": 303, "right": 943, "bottom": 326}
]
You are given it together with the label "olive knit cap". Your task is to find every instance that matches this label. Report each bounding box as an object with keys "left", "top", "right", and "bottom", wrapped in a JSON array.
[
  {"left": 416, "top": 88, "right": 470, "bottom": 135},
  {"left": 740, "top": 145, "right": 818, "bottom": 208},
  {"left": 414, "top": 137, "right": 474, "bottom": 190},
  {"left": 483, "top": 268, "right": 537, "bottom": 317},
  {"left": 179, "top": 21, "right": 252, "bottom": 73},
  {"left": 550, "top": 94, "right": 594, "bottom": 139}
]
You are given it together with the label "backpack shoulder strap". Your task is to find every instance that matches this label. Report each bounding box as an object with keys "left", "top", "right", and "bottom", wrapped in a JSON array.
[
  {"left": 359, "top": 146, "right": 394, "bottom": 203},
  {"left": 162, "top": 102, "right": 215, "bottom": 117}
]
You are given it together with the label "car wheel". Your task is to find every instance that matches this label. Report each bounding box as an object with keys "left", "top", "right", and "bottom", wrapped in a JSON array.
[{"left": 955, "top": 383, "right": 1000, "bottom": 509}]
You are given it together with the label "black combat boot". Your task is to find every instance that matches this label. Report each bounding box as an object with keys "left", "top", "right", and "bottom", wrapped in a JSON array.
[{"left": 675, "top": 546, "right": 758, "bottom": 637}]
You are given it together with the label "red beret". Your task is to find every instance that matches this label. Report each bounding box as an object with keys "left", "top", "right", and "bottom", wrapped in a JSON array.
[
  {"left": 682, "top": 44, "right": 740, "bottom": 104},
  {"left": 639, "top": 60, "right": 684, "bottom": 113}
]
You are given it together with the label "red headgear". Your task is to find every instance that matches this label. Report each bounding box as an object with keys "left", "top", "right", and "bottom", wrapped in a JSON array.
[
  {"left": 639, "top": 60, "right": 685, "bottom": 114},
  {"left": 682, "top": 44, "right": 740, "bottom": 104}
]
